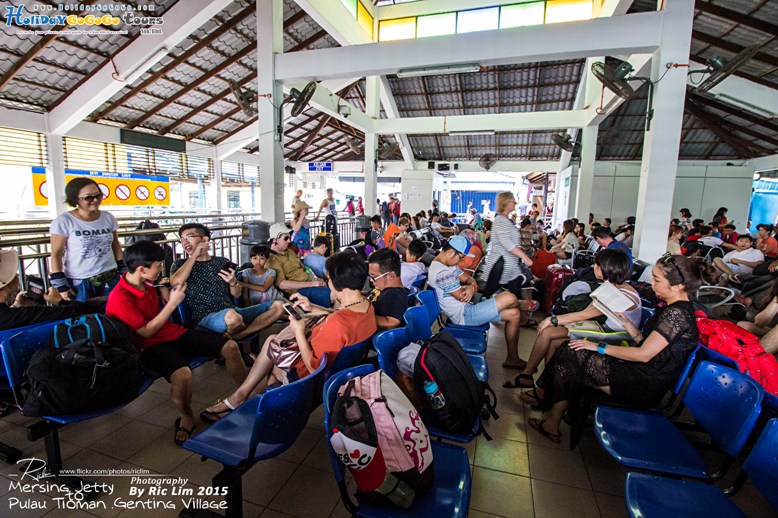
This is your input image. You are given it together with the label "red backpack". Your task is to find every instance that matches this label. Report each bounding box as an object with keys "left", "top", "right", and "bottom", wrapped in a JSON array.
[
  {"left": 531, "top": 249, "right": 557, "bottom": 279},
  {"left": 696, "top": 312, "right": 778, "bottom": 396}
]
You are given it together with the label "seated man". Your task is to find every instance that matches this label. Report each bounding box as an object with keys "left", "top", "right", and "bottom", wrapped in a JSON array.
[
  {"left": 756, "top": 224, "right": 778, "bottom": 257},
  {"left": 0, "top": 249, "right": 103, "bottom": 331},
  {"left": 697, "top": 225, "right": 724, "bottom": 248},
  {"left": 367, "top": 248, "right": 409, "bottom": 330},
  {"left": 107, "top": 241, "right": 248, "bottom": 445},
  {"left": 266, "top": 222, "right": 333, "bottom": 307},
  {"left": 303, "top": 235, "right": 329, "bottom": 279},
  {"left": 720, "top": 224, "right": 740, "bottom": 251},
  {"left": 170, "top": 223, "right": 284, "bottom": 338},
  {"left": 382, "top": 216, "right": 412, "bottom": 253},
  {"left": 591, "top": 226, "right": 633, "bottom": 267},
  {"left": 429, "top": 213, "right": 452, "bottom": 240},
  {"left": 429, "top": 236, "right": 533, "bottom": 369},
  {"left": 401, "top": 239, "right": 428, "bottom": 289},
  {"left": 369, "top": 215, "right": 384, "bottom": 247},
  {"left": 713, "top": 234, "right": 764, "bottom": 281}
]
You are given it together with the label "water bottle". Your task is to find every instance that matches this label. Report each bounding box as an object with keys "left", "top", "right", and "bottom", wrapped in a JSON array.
[
  {"left": 424, "top": 381, "right": 459, "bottom": 431},
  {"left": 374, "top": 472, "right": 415, "bottom": 509}
]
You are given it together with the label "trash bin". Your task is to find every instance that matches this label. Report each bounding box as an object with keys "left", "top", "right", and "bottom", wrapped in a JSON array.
[{"left": 240, "top": 220, "right": 271, "bottom": 265}]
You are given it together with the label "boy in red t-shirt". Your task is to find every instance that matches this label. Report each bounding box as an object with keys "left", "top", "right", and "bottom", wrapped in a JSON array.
[{"left": 107, "top": 241, "right": 248, "bottom": 445}]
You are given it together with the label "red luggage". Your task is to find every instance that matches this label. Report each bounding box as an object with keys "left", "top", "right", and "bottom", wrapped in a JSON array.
[
  {"left": 543, "top": 264, "right": 574, "bottom": 314},
  {"left": 696, "top": 313, "right": 778, "bottom": 396},
  {"left": 531, "top": 249, "right": 557, "bottom": 279}
]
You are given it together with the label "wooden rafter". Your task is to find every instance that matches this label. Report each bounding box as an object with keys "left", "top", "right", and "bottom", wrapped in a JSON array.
[
  {"left": 688, "top": 91, "right": 778, "bottom": 134},
  {"left": 292, "top": 114, "right": 331, "bottom": 161}
]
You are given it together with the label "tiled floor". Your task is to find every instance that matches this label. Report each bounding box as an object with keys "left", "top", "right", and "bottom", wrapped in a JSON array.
[{"left": 0, "top": 323, "right": 775, "bottom": 517}]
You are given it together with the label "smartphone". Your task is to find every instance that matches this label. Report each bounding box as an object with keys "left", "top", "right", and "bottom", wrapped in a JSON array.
[
  {"left": 26, "top": 275, "right": 45, "bottom": 303},
  {"left": 221, "top": 261, "right": 238, "bottom": 273},
  {"left": 283, "top": 303, "right": 306, "bottom": 320}
]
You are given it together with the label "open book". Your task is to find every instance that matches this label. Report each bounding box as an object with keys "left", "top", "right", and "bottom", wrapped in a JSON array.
[{"left": 590, "top": 281, "right": 635, "bottom": 324}]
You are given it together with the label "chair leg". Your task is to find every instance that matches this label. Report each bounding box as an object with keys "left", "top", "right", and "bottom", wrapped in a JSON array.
[
  {"left": 215, "top": 467, "right": 243, "bottom": 518},
  {"left": 37, "top": 428, "right": 100, "bottom": 501}
]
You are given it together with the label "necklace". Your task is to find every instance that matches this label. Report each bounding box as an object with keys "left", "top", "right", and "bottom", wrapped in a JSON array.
[{"left": 339, "top": 298, "right": 366, "bottom": 310}]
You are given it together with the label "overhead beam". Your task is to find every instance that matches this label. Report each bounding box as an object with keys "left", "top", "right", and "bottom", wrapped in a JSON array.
[
  {"left": 378, "top": 77, "right": 414, "bottom": 168},
  {"left": 692, "top": 30, "right": 778, "bottom": 70},
  {"left": 584, "top": 53, "right": 653, "bottom": 126},
  {"left": 695, "top": 2, "right": 778, "bottom": 37},
  {"left": 373, "top": 110, "right": 587, "bottom": 135},
  {"left": 288, "top": 81, "right": 373, "bottom": 134},
  {"left": 275, "top": 11, "right": 663, "bottom": 83},
  {"left": 47, "top": 0, "right": 233, "bottom": 135}
]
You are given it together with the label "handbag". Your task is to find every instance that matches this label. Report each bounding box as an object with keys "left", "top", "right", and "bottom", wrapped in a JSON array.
[{"left": 267, "top": 315, "right": 327, "bottom": 371}]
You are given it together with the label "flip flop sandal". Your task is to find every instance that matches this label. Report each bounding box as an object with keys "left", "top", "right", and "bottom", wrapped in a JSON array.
[
  {"left": 174, "top": 417, "right": 195, "bottom": 446},
  {"left": 519, "top": 389, "right": 543, "bottom": 406},
  {"left": 503, "top": 373, "right": 535, "bottom": 389},
  {"left": 200, "top": 398, "right": 236, "bottom": 424},
  {"left": 528, "top": 418, "right": 562, "bottom": 444}
]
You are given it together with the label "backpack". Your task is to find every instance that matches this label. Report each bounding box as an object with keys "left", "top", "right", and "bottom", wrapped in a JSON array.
[
  {"left": 696, "top": 313, "right": 778, "bottom": 396},
  {"left": 531, "top": 249, "right": 557, "bottom": 279},
  {"left": 126, "top": 219, "right": 166, "bottom": 245},
  {"left": 23, "top": 316, "right": 139, "bottom": 416},
  {"left": 330, "top": 370, "right": 434, "bottom": 507},
  {"left": 413, "top": 332, "right": 498, "bottom": 437}
]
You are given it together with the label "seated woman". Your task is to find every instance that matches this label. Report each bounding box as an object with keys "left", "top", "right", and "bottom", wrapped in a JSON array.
[
  {"left": 457, "top": 229, "right": 483, "bottom": 277},
  {"left": 738, "top": 278, "right": 778, "bottom": 355},
  {"left": 550, "top": 220, "right": 579, "bottom": 260},
  {"left": 667, "top": 224, "right": 683, "bottom": 255},
  {"left": 504, "top": 249, "right": 641, "bottom": 389},
  {"left": 519, "top": 218, "right": 535, "bottom": 257},
  {"left": 575, "top": 222, "right": 587, "bottom": 249},
  {"left": 201, "top": 252, "right": 376, "bottom": 420},
  {"left": 524, "top": 254, "right": 701, "bottom": 443}
]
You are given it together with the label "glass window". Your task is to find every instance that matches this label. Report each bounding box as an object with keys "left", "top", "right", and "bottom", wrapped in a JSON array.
[
  {"left": 340, "top": 0, "right": 357, "bottom": 17},
  {"left": 545, "top": 0, "right": 593, "bottom": 24},
  {"left": 417, "top": 12, "right": 456, "bottom": 38},
  {"left": 500, "top": 2, "right": 546, "bottom": 28},
  {"left": 227, "top": 191, "right": 240, "bottom": 209},
  {"left": 379, "top": 17, "right": 416, "bottom": 41},
  {"left": 457, "top": 7, "right": 499, "bottom": 34},
  {"left": 357, "top": 1, "right": 374, "bottom": 38}
]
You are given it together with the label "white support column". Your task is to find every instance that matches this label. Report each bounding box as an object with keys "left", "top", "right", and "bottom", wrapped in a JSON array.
[
  {"left": 44, "top": 132, "right": 67, "bottom": 217},
  {"left": 633, "top": 0, "right": 694, "bottom": 263},
  {"left": 211, "top": 153, "right": 223, "bottom": 211},
  {"left": 257, "top": 0, "right": 285, "bottom": 223},
  {"left": 364, "top": 76, "right": 380, "bottom": 211},
  {"left": 575, "top": 125, "right": 598, "bottom": 223}
]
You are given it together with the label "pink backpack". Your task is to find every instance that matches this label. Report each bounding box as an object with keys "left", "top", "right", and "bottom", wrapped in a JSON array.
[{"left": 330, "top": 370, "right": 434, "bottom": 498}]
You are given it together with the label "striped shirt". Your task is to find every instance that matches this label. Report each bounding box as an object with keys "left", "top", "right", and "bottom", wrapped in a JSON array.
[{"left": 482, "top": 214, "right": 525, "bottom": 284}]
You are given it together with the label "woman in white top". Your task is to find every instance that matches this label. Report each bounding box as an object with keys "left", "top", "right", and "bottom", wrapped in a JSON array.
[
  {"left": 505, "top": 249, "right": 641, "bottom": 389},
  {"left": 550, "top": 220, "right": 579, "bottom": 260},
  {"left": 667, "top": 224, "right": 683, "bottom": 255},
  {"left": 50, "top": 178, "right": 123, "bottom": 301},
  {"left": 481, "top": 192, "right": 534, "bottom": 295}
]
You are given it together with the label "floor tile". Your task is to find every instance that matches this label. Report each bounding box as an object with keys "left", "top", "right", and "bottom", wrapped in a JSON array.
[
  {"left": 474, "top": 435, "right": 530, "bottom": 476},
  {"left": 268, "top": 465, "right": 340, "bottom": 517},
  {"left": 125, "top": 433, "right": 194, "bottom": 474},
  {"left": 595, "top": 491, "right": 627, "bottom": 518},
  {"left": 528, "top": 442, "right": 591, "bottom": 490},
  {"left": 531, "top": 479, "right": 599, "bottom": 518},
  {"left": 583, "top": 453, "right": 629, "bottom": 497},
  {"left": 90, "top": 419, "right": 168, "bottom": 461},
  {"left": 483, "top": 409, "right": 527, "bottom": 442},
  {"left": 470, "top": 466, "right": 533, "bottom": 518},
  {"left": 241, "top": 457, "right": 299, "bottom": 506},
  {"left": 277, "top": 427, "right": 322, "bottom": 464}
]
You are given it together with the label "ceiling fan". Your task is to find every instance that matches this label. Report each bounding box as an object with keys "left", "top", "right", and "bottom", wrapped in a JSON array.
[
  {"left": 693, "top": 43, "right": 766, "bottom": 93},
  {"left": 591, "top": 59, "right": 655, "bottom": 131},
  {"left": 478, "top": 153, "right": 497, "bottom": 171},
  {"left": 551, "top": 133, "right": 580, "bottom": 152}
]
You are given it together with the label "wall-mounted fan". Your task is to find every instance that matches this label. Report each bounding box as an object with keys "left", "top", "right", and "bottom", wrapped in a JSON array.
[
  {"left": 591, "top": 58, "right": 655, "bottom": 131},
  {"left": 694, "top": 43, "right": 765, "bottom": 93},
  {"left": 551, "top": 133, "right": 580, "bottom": 152},
  {"left": 378, "top": 141, "right": 400, "bottom": 159},
  {"left": 228, "top": 79, "right": 257, "bottom": 117},
  {"left": 283, "top": 81, "right": 317, "bottom": 117},
  {"left": 478, "top": 153, "right": 497, "bottom": 171},
  {"left": 345, "top": 136, "right": 363, "bottom": 155}
]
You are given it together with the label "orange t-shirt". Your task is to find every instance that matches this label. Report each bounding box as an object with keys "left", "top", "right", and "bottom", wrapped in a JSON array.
[
  {"left": 293, "top": 304, "right": 377, "bottom": 379},
  {"left": 382, "top": 223, "right": 401, "bottom": 250},
  {"left": 758, "top": 236, "right": 778, "bottom": 257},
  {"left": 458, "top": 246, "right": 483, "bottom": 277}
]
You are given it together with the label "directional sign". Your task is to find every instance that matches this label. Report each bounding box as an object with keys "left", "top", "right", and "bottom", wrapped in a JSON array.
[{"left": 307, "top": 162, "right": 333, "bottom": 172}]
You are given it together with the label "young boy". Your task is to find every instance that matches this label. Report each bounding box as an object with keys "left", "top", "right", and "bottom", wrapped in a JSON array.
[
  {"left": 238, "top": 245, "right": 279, "bottom": 306},
  {"left": 303, "top": 236, "right": 328, "bottom": 279},
  {"left": 106, "top": 241, "right": 248, "bottom": 445},
  {"left": 401, "top": 239, "right": 428, "bottom": 289}
]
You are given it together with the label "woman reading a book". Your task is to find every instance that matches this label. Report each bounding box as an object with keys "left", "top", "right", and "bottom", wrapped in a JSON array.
[
  {"left": 524, "top": 254, "right": 701, "bottom": 444},
  {"left": 504, "top": 248, "right": 640, "bottom": 389}
]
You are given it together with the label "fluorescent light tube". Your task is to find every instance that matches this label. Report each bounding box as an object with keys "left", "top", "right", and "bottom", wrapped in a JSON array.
[
  {"left": 120, "top": 48, "right": 169, "bottom": 83},
  {"left": 396, "top": 63, "right": 481, "bottom": 78},
  {"left": 448, "top": 130, "right": 496, "bottom": 136},
  {"left": 715, "top": 94, "right": 777, "bottom": 119}
]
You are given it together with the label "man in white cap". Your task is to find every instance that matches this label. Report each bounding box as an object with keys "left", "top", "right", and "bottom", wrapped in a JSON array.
[
  {"left": 0, "top": 250, "right": 100, "bottom": 331},
  {"left": 266, "top": 222, "right": 332, "bottom": 307},
  {"left": 428, "top": 236, "right": 537, "bottom": 369}
]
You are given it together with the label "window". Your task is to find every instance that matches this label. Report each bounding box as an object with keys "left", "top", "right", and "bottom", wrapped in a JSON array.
[
  {"left": 500, "top": 2, "right": 546, "bottom": 28},
  {"left": 0, "top": 127, "right": 47, "bottom": 167},
  {"left": 188, "top": 192, "right": 200, "bottom": 209},
  {"left": 339, "top": 0, "right": 357, "bottom": 16},
  {"left": 357, "top": 0, "right": 373, "bottom": 38},
  {"left": 456, "top": 7, "right": 500, "bottom": 33},
  {"left": 545, "top": 0, "right": 593, "bottom": 24},
  {"left": 227, "top": 191, "right": 240, "bottom": 209},
  {"left": 379, "top": 17, "right": 416, "bottom": 41},
  {"left": 417, "top": 12, "right": 456, "bottom": 38}
]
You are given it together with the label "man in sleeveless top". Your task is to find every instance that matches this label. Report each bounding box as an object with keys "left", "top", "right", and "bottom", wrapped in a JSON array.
[{"left": 315, "top": 188, "right": 338, "bottom": 225}]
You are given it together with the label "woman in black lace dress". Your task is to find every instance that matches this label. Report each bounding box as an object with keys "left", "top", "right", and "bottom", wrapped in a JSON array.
[{"left": 527, "top": 254, "right": 701, "bottom": 444}]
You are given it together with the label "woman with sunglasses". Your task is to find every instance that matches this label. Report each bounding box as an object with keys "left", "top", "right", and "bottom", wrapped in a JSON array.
[
  {"left": 50, "top": 178, "right": 124, "bottom": 301},
  {"left": 525, "top": 253, "right": 701, "bottom": 444}
]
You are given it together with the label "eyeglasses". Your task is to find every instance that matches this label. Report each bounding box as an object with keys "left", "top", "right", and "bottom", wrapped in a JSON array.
[
  {"left": 180, "top": 235, "right": 199, "bottom": 243},
  {"left": 660, "top": 252, "right": 685, "bottom": 284},
  {"left": 369, "top": 271, "right": 391, "bottom": 283},
  {"left": 79, "top": 193, "right": 103, "bottom": 203}
]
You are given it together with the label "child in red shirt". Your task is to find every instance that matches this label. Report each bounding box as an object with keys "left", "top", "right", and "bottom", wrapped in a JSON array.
[{"left": 106, "top": 241, "right": 247, "bottom": 445}]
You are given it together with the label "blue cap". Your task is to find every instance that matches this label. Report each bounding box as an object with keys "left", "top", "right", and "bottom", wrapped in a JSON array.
[{"left": 448, "top": 235, "right": 475, "bottom": 258}]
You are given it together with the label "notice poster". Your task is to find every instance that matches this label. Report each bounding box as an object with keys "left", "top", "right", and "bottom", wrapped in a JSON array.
[{"left": 32, "top": 167, "right": 170, "bottom": 207}]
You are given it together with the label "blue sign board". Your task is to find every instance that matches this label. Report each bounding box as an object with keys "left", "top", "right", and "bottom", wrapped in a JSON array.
[{"left": 308, "top": 162, "right": 333, "bottom": 172}]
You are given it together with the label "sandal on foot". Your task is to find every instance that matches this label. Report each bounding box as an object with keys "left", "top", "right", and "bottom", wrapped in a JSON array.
[
  {"left": 503, "top": 373, "right": 535, "bottom": 389},
  {"left": 528, "top": 418, "right": 561, "bottom": 444},
  {"left": 174, "top": 418, "right": 195, "bottom": 446},
  {"left": 501, "top": 359, "right": 528, "bottom": 370},
  {"left": 200, "top": 398, "right": 236, "bottom": 424},
  {"left": 521, "top": 300, "right": 540, "bottom": 313},
  {"left": 519, "top": 389, "right": 543, "bottom": 405}
]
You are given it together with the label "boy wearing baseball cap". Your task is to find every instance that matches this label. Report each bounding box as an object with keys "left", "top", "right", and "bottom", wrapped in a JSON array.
[{"left": 428, "top": 236, "right": 535, "bottom": 369}]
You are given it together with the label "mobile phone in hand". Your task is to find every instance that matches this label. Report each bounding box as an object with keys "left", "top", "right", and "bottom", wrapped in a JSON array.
[
  {"left": 283, "top": 303, "right": 306, "bottom": 320},
  {"left": 221, "top": 261, "right": 238, "bottom": 273}
]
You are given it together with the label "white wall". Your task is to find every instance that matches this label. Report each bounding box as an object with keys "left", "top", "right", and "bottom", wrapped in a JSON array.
[
  {"left": 569, "top": 161, "right": 755, "bottom": 229},
  {"left": 401, "top": 169, "right": 435, "bottom": 216}
]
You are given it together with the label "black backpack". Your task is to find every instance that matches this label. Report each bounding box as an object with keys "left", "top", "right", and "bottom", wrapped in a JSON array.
[
  {"left": 49, "top": 314, "right": 131, "bottom": 349},
  {"left": 413, "top": 332, "right": 498, "bottom": 438}
]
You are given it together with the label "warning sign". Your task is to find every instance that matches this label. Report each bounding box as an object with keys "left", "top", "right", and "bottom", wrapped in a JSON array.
[{"left": 32, "top": 168, "right": 170, "bottom": 207}]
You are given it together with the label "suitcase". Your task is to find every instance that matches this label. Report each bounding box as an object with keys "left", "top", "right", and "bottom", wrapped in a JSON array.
[
  {"left": 531, "top": 249, "right": 557, "bottom": 279},
  {"left": 324, "top": 215, "right": 340, "bottom": 251},
  {"left": 543, "top": 264, "right": 574, "bottom": 313}
]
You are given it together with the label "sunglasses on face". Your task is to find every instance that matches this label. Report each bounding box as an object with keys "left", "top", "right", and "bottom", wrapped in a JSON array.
[
  {"left": 79, "top": 193, "right": 103, "bottom": 203},
  {"left": 280, "top": 234, "right": 291, "bottom": 242},
  {"left": 660, "top": 252, "right": 686, "bottom": 284}
]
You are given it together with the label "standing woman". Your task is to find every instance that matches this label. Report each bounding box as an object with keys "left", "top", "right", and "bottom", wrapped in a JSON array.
[
  {"left": 712, "top": 207, "right": 729, "bottom": 226},
  {"left": 50, "top": 178, "right": 124, "bottom": 301},
  {"left": 292, "top": 201, "right": 312, "bottom": 256},
  {"left": 481, "top": 192, "right": 535, "bottom": 295},
  {"left": 678, "top": 208, "right": 693, "bottom": 231}
]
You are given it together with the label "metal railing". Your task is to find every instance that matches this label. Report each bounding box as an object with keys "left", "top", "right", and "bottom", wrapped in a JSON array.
[{"left": 4, "top": 213, "right": 361, "bottom": 291}]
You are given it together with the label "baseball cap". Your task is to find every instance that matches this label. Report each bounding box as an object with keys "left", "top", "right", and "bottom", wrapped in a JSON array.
[
  {"left": 0, "top": 250, "right": 19, "bottom": 289},
  {"left": 269, "top": 222, "right": 292, "bottom": 239},
  {"left": 294, "top": 201, "right": 311, "bottom": 212},
  {"left": 448, "top": 235, "right": 474, "bottom": 258}
]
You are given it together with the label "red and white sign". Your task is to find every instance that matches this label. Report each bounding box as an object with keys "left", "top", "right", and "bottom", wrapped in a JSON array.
[
  {"left": 38, "top": 181, "right": 49, "bottom": 200},
  {"left": 135, "top": 185, "right": 150, "bottom": 201},
  {"left": 98, "top": 183, "right": 110, "bottom": 199},
  {"left": 115, "top": 184, "right": 130, "bottom": 200},
  {"left": 154, "top": 186, "right": 167, "bottom": 201}
]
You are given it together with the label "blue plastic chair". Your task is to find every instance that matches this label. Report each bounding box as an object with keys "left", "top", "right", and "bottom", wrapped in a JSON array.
[
  {"left": 416, "top": 289, "right": 489, "bottom": 335},
  {"left": 404, "top": 306, "right": 486, "bottom": 355},
  {"left": 623, "top": 418, "right": 778, "bottom": 518},
  {"left": 327, "top": 338, "right": 371, "bottom": 379},
  {"left": 639, "top": 307, "right": 654, "bottom": 329},
  {"left": 183, "top": 356, "right": 328, "bottom": 517},
  {"left": 322, "top": 365, "right": 472, "bottom": 517},
  {"left": 697, "top": 345, "right": 739, "bottom": 371},
  {"left": 594, "top": 361, "right": 764, "bottom": 480},
  {"left": 406, "top": 286, "right": 419, "bottom": 306}
]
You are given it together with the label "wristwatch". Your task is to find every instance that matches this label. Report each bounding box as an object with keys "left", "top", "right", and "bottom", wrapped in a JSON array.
[
  {"left": 550, "top": 315, "right": 558, "bottom": 327},
  {"left": 597, "top": 341, "right": 609, "bottom": 355}
]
